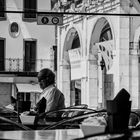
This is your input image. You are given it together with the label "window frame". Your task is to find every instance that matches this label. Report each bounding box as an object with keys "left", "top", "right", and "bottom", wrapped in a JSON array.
[
  {"left": 99, "top": 23, "right": 113, "bottom": 42},
  {"left": 0, "top": 0, "right": 6, "bottom": 20},
  {"left": 22, "top": 0, "right": 37, "bottom": 22},
  {"left": 23, "top": 39, "right": 37, "bottom": 72}
]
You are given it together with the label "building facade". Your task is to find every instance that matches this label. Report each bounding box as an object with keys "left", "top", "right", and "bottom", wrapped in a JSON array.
[
  {"left": 57, "top": 0, "right": 140, "bottom": 109},
  {"left": 0, "top": 0, "right": 55, "bottom": 107}
]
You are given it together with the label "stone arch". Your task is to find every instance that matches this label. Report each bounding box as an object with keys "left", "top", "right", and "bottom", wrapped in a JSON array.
[
  {"left": 88, "top": 17, "right": 114, "bottom": 108},
  {"left": 61, "top": 26, "right": 82, "bottom": 106},
  {"left": 89, "top": 17, "right": 114, "bottom": 52}
]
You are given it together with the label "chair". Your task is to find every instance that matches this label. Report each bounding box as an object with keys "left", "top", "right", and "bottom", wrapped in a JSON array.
[{"left": 17, "top": 101, "right": 31, "bottom": 113}]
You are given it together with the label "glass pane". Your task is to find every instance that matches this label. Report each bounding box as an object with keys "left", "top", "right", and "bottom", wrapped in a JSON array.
[
  {"left": 0, "top": 0, "right": 5, "bottom": 17},
  {"left": 23, "top": 0, "right": 36, "bottom": 19}
]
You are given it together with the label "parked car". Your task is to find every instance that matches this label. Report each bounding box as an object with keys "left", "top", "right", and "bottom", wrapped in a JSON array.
[
  {"left": 34, "top": 107, "right": 96, "bottom": 129},
  {"left": 36, "top": 104, "right": 92, "bottom": 121},
  {"left": 40, "top": 109, "right": 107, "bottom": 130},
  {"left": 41, "top": 109, "right": 140, "bottom": 130},
  {"left": 1, "top": 104, "right": 140, "bottom": 131}
]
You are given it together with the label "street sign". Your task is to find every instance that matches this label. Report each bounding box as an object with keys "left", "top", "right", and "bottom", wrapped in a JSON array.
[{"left": 37, "top": 14, "right": 63, "bottom": 25}]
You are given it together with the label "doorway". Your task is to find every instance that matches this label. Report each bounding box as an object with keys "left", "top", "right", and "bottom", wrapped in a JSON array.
[{"left": 70, "top": 80, "right": 81, "bottom": 106}]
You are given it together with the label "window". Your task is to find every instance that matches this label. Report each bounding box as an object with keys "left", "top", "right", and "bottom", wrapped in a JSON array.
[
  {"left": 0, "top": 0, "right": 6, "bottom": 20},
  {"left": 24, "top": 39, "right": 36, "bottom": 72},
  {"left": 17, "top": 93, "right": 30, "bottom": 101},
  {"left": 70, "top": 80, "right": 81, "bottom": 106},
  {"left": 23, "top": 0, "right": 37, "bottom": 21},
  {"left": 71, "top": 32, "right": 80, "bottom": 49},
  {"left": 100, "top": 23, "right": 112, "bottom": 42}
]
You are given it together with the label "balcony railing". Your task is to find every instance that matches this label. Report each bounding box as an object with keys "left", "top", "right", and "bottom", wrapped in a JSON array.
[{"left": 0, "top": 58, "right": 54, "bottom": 72}]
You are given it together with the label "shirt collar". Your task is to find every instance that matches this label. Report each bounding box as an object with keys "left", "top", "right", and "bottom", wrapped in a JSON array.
[
  {"left": 40, "top": 84, "right": 55, "bottom": 99},
  {"left": 43, "top": 84, "right": 54, "bottom": 92}
]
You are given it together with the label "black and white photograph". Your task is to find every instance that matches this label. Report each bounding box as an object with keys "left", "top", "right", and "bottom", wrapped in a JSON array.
[{"left": 0, "top": 0, "right": 140, "bottom": 139}]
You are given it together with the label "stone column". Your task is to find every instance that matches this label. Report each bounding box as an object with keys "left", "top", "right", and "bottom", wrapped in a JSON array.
[
  {"left": 58, "top": 61, "right": 71, "bottom": 107},
  {"left": 118, "top": 17, "right": 130, "bottom": 91},
  {"left": 87, "top": 58, "right": 98, "bottom": 109}
]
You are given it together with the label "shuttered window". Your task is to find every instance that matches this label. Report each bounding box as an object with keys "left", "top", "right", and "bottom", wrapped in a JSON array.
[
  {"left": 0, "top": 0, "right": 6, "bottom": 20},
  {"left": 24, "top": 40, "right": 36, "bottom": 72},
  {"left": 23, "top": 0, "right": 37, "bottom": 21}
]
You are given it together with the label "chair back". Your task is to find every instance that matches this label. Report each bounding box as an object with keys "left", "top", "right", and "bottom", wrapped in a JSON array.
[{"left": 17, "top": 101, "right": 31, "bottom": 113}]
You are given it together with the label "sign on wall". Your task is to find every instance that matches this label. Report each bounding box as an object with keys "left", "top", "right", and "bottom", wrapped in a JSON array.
[
  {"left": 68, "top": 48, "right": 81, "bottom": 80},
  {"left": 37, "top": 14, "right": 63, "bottom": 25},
  {"left": 96, "top": 40, "right": 114, "bottom": 73}
]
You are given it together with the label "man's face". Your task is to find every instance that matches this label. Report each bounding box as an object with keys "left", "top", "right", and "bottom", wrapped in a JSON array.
[
  {"left": 38, "top": 72, "right": 47, "bottom": 89},
  {"left": 38, "top": 79, "right": 47, "bottom": 89}
]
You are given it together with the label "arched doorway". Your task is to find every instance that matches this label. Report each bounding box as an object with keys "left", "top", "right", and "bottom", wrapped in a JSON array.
[
  {"left": 99, "top": 21, "right": 113, "bottom": 108},
  {"left": 70, "top": 32, "right": 81, "bottom": 106},
  {"left": 62, "top": 27, "right": 81, "bottom": 107},
  {"left": 89, "top": 17, "right": 114, "bottom": 109}
]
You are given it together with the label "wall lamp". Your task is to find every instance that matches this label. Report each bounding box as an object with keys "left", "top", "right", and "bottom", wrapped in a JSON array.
[{"left": 100, "top": 57, "right": 105, "bottom": 70}]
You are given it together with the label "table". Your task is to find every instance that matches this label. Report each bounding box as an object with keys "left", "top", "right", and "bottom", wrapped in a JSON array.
[
  {"left": 0, "top": 129, "right": 84, "bottom": 140},
  {"left": 25, "top": 122, "right": 56, "bottom": 130},
  {"left": 2, "top": 128, "right": 140, "bottom": 140}
]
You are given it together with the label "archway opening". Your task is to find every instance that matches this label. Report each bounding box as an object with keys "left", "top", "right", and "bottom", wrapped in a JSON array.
[
  {"left": 62, "top": 27, "right": 81, "bottom": 107},
  {"left": 89, "top": 17, "right": 114, "bottom": 109},
  {"left": 71, "top": 31, "right": 81, "bottom": 106}
]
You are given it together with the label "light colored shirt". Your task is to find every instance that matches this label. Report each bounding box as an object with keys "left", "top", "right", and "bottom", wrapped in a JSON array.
[
  {"left": 39, "top": 84, "right": 65, "bottom": 112},
  {"left": 39, "top": 85, "right": 55, "bottom": 101}
]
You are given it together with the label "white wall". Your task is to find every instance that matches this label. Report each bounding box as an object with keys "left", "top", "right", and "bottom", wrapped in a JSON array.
[{"left": 0, "top": 0, "right": 55, "bottom": 71}]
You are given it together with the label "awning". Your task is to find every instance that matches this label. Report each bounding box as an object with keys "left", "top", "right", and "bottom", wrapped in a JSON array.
[{"left": 16, "top": 83, "right": 42, "bottom": 93}]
